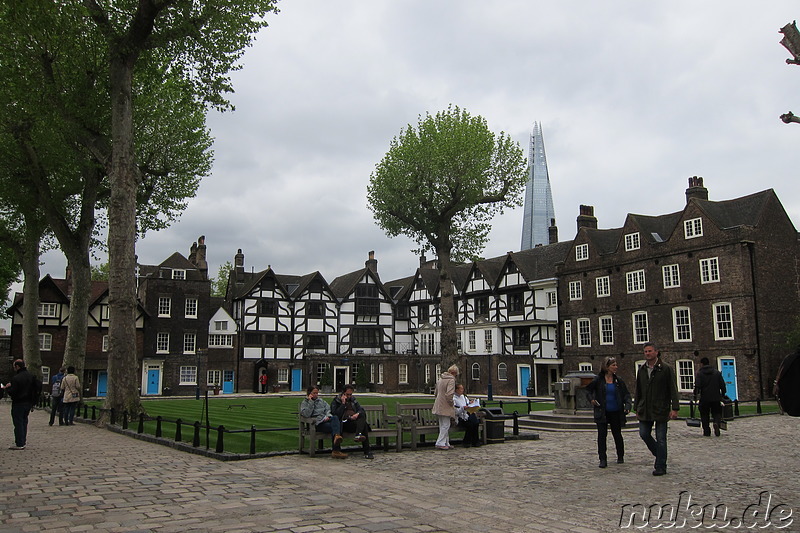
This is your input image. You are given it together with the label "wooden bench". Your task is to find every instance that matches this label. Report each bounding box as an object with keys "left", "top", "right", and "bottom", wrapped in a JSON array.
[
  {"left": 299, "top": 403, "right": 402, "bottom": 456},
  {"left": 396, "top": 402, "right": 487, "bottom": 450}
]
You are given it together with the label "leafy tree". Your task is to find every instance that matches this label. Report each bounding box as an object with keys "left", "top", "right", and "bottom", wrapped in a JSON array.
[
  {"left": 77, "top": 0, "right": 278, "bottom": 417},
  {"left": 0, "top": 243, "right": 21, "bottom": 318},
  {"left": 210, "top": 261, "right": 233, "bottom": 298},
  {"left": 0, "top": 1, "right": 210, "bottom": 385},
  {"left": 367, "top": 105, "right": 527, "bottom": 364},
  {"left": 91, "top": 262, "right": 110, "bottom": 282}
]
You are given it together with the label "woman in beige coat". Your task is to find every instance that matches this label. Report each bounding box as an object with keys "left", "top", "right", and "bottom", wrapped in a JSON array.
[{"left": 432, "top": 365, "right": 459, "bottom": 449}]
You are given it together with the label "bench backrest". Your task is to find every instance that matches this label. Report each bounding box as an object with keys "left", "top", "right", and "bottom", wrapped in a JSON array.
[
  {"left": 361, "top": 404, "right": 394, "bottom": 429},
  {"left": 396, "top": 403, "right": 437, "bottom": 426}
]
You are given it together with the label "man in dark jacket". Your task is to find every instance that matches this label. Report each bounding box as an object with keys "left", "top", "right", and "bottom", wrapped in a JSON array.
[
  {"left": 635, "top": 343, "right": 679, "bottom": 476},
  {"left": 3, "top": 359, "right": 40, "bottom": 450},
  {"left": 331, "top": 384, "right": 373, "bottom": 459},
  {"left": 694, "top": 357, "right": 726, "bottom": 437}
]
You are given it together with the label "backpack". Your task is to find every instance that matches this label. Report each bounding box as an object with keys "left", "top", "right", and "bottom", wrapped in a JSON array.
[{"left": 51, "top": 377, "right": 63, "bottom": 398}]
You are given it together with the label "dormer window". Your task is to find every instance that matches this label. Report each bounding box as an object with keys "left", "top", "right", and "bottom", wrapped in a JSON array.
[
  {"left": 172, "top": 269, "right": 186, "bottom": 280},
  {"left": 624, "top": 232, "right": 640, "bottom": 251},
  {"left": 575, "top": 244, "right": 589, "bottom": 261},
  {"left": 37, "top": 303, "right": 58, "bottom": 317},
  {"left": 684, "top": 218, "right": 703, "bottom": 239}
]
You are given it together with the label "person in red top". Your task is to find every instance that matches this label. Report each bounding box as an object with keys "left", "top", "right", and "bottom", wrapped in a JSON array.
[{"left": 259, "top": 373, "right": 268, "bottom": 394}]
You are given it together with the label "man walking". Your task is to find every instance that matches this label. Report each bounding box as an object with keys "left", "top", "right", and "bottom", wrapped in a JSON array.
[
  {"left": 3, "top": 359, "right": 41, "bottom": 450},
  {"left": 49, "top": 366, "right": 66, "bottom": 426},
  {"left": 694, "top": 357, "right": 726, "bottom": 437},
  {"left": 635, "top": 343, "right": 679, "bottom": 476}
]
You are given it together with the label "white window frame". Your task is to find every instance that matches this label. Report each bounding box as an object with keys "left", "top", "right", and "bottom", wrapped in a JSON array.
[
  {"left": 563, "top": 320, "right": 572, "bottom": 346},
  {"left": 39, "top": 333, "right": 52, "bottom": 351},
  {"left": 398, "top": 363, "right": 408, "bottom": 384},
  {"left": 208, "top": 334, "right": 233, "bottom": 348},
  {"left": 632, "top": 311, "right": 649, "bottom": 344},
  {"left": 172, "top": 269, "right": 186, "bottom": 280},
  {"left": 599, "top": 316, "right": 614, "bottom": 345},
  {"left": 546, "top": 291, "right": 557, "bottom": 307},
  {"left": 183, "top": 333, "right": 196, "bottom": 354},
  {"left": 700, "top": 257, "right": 720, "bottom": 284},
  {"left": 497, "top": 363, "right": 507, "bottom": 381},
  {"left": 624, "top": 232, "right": 640, "bottom": 251},
  {"left": 569, "top": 281, "right": 582, "bottom": 301},
  {"left": 278, "top": 368, "right": 289, "bottom": 383},
  {"left": 214, "top": 321, "right": 228, "bottom": 331},
  {"left": 424, "top": 364, "right": 431, "bottom": 384},
  {"left": 158, "top": 297, "right": 171, "bottom": 317},
  {"left": 378, "top": 363, "right": 384, "bottom": 384},
  {"left": 577, "top": 318, "right": 591, "bottom": 347},
  {"left": 626, "top": 270, "right": 646, "bottom": 293},
  {"left": 468, "top": 330, "right": 476, "bottom": 351},
  {"left": 102, "top": 335, "right": 109, "bottom": 352},
  {"left": 672, "top": 307, "right": 692, "bottom": 342},
  {"left": 662, "top": 264, "right": 681, "bottom": 289},
  {"left": 179, "top": 366, "right": 197, "bottom": 385},
  {"left": 484, "top": 329, "right": 492, "bottom": 353},
  {"left": 677, "top": 360, "right": 695, "bottom": 392},
  {"left": 684, "top": 217, "right": 703, "bottom": 239},
  {"left": 38, "top": 303, "right": 58, "bottom": 317},
  {"left": 471, "top": 362, "right": 480, "bottom": 381},
  {"left": 596, "top": 276, "right": 610, "bottom": 298},
  {"left": 42, "top": 366, "right": 51, "bottom": 386},
  {"left": 185, "top": 298, "right": 198, "bottom": 319},
  {"left": 579, "top": 363, "right": 593, "bottom": 372},
  {"left": 156, "top": 332, "right": 170, "bottom": 353},
  {"left": 575, "top": 243, "right": 589, "bottom": 261},
  {"left": 207, "top": 369, "right": 221, "bottom": 386},
  {"left": 713, "top": 302, "right": 734, "bottom": 340}
]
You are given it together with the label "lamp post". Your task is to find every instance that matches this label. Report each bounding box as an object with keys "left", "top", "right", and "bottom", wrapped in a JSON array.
[{"left": 487, "top": 353, "right": 493, "bottom": 401}]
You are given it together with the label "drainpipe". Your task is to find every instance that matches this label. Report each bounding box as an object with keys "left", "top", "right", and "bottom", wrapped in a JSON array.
[{"left": 744, "top": 241, "right": 764, "bottom": 399}]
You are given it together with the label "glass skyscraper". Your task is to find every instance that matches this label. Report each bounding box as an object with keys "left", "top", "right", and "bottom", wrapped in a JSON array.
[{"left": 520, "top": 122, "right": 555, "bottom": 250}]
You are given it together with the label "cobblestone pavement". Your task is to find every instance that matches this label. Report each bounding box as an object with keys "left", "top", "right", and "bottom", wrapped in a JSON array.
[{"left": 0, "top": 408, "right": 798, "bottom": 532}]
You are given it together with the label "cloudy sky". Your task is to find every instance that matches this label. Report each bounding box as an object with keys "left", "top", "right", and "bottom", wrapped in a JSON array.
[{"left": 37, "top": 1, "right": 800, "bottom": 287}]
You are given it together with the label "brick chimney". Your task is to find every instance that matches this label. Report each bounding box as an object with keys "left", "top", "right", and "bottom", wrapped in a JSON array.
[
  {"left": 548, "top": 218, "right": 559, "bottom": 244},
  {"left": 685, "top": 176, "right": 708, "bottom": 203},
  {"left": 365, "top": 251, "right": 378, "bottom": 273},
  {"left": 195, "top": 236, "right": 208, "bottom": 280},
  {"left": 234, "top": 249, "right": 245, "bottom": 283},
  {"left": 577, "top": 205, "right": 598, "bottom": 231}
]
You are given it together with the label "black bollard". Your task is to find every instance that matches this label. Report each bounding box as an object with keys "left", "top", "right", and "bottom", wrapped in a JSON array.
[
  {"left": 250, "top": 425, "right": 256, "bottom": 455},
  {"left": 156, "top": 416, "right": 163, "bottom": 438},
  {"left": 175, "top": 418, "right": 182, "bottom": 442},
  {"left": 216, "top": 425, "right": 225, "bottom": 453}
]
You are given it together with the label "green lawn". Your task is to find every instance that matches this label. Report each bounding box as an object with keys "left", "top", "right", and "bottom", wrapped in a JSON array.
[{"left": 83, "top": 395, "right": 552, "bottom": 455}]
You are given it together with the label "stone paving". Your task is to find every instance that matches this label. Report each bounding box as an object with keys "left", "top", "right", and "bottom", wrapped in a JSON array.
[{"left": 0, "top": 407, "right": 798, "bottom": 532}]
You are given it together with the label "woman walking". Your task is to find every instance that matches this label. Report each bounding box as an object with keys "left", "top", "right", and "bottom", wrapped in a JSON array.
[
  {"left": 432, "top": 365, "right": 459, "bottom": 450},
  {"left": 587, "top": 357, "right": 631, "bottom": 468},
  {"left": 60, "top": 366, "right": 81, "bottom": 426}
]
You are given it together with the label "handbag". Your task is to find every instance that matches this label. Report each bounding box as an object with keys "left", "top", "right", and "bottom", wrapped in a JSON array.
[{"left": 685, "top": 418, "right": 701, "bottom": 427}]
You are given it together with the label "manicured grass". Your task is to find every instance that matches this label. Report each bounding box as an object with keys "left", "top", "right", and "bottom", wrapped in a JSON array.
[{"left": 82, "top": 395, "right": 555, "bottom": 454}]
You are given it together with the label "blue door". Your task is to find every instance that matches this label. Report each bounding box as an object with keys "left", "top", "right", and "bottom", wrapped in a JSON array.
[
  {"left": 291, "top": 368, "right": 303, "bottom": 392},
  {"left": 720, "top": 359, "right": 738, "bottom": 401},
  {"left": 519, "top": 366, "right": 531, "bottom": 396},
  {"left": 222, "top": 370, "right": 234, "bottom": 394},
  {"left": 147, "top": 369, "right": 160, "bottom": 395},
  {"left": 97, "top": 371, "right": 108, "bottom": 397}
]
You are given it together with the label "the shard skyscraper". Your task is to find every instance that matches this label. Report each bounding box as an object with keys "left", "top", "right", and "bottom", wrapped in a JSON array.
[{"left": 520, "top": 122, "right": 555, "bottom": 250}]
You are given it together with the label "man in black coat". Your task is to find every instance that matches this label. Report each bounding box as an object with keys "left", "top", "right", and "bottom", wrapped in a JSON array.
[
  {"left": 693, "top": 357, "right": 727, "bottom": 437},
  {"left": 3, "top": 359, "right": 40, "bottom": 450},
  {"left": 331, "top": 384, "right": 373, "bottom": 459}
]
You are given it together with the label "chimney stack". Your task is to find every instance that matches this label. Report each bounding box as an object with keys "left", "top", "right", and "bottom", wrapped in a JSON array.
[
  {"left": 577, "top": 205, "right": 598, "bottom": 231},
  {"left": 196, "top": 236, "right": 208, "bottom": 280},
  {"left": 548, "top": 217, "right": 558, "bottom": 244},
  {"left": 234, "top": 249, "right": 245, "bottom": 283},
  {"left": 365, "top": 251, "right": 378, "bottom": 273},
  {"left": 685, "top": 176, "right": 708, "bottom": 203}
]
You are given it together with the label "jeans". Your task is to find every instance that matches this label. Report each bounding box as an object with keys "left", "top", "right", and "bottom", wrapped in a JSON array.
[
  {"left": 49, "top": 396, "right": 64, "bottom": 426},
  {"left": 62, "top": 401, "right": 78, "bottom": 425},
  {"left": 316, "top": 416, "right": 343, "bottom": 449},
  {"left": 436, "top": 415, "right": 452, "bottom": 447},
  {"left": 639, "top": 419, "right": 668, "bottom": 471},
  {"left": 699, "top": 400, "right": 722, "bottom": 435},
  {"left": 597, "top": 411, "right": 625, "bottom": 461},
  {"left": 11, "top": 402, "right": 32, "bottom": 447}
]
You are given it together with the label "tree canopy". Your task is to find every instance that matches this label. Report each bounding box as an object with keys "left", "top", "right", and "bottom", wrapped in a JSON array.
[{"left": 367, "top": 105, "right": 527, "bottom": 363}]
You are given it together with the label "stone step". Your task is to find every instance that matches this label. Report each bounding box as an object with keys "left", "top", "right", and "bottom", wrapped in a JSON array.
[{"left": 518, "top": 411, "right": 638, "bottom": 432}]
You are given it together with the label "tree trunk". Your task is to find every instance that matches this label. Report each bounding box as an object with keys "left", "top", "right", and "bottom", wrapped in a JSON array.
[
  {"left": 104, "top": 55, "right": 142, "bottom": 418},
  {"left": 20, "top": 224, "right": 42, "bottom": 382},
  {"left": 436, "top": 248, "right": 459, "bottom": 369},
  {"left": 63, "top": 258, "right": 91, "bottom": 382}
]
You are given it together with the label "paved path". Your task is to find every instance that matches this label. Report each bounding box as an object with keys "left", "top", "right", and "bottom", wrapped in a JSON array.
[{"left": 0, "top": 408, "right": 797, "bottom": 532}]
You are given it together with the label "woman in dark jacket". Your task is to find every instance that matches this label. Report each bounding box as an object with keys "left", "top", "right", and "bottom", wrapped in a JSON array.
[{"left": 587, "top": 356, "right": 632, "bottom": 468}]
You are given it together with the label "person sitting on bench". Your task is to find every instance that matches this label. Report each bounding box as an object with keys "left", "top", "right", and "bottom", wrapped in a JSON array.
[
  {"left": 331, "top": 384, "right": 374, "bottom": 459},
  {"left": 300, "top": 386, "right": 347, "bottom": 459}
]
